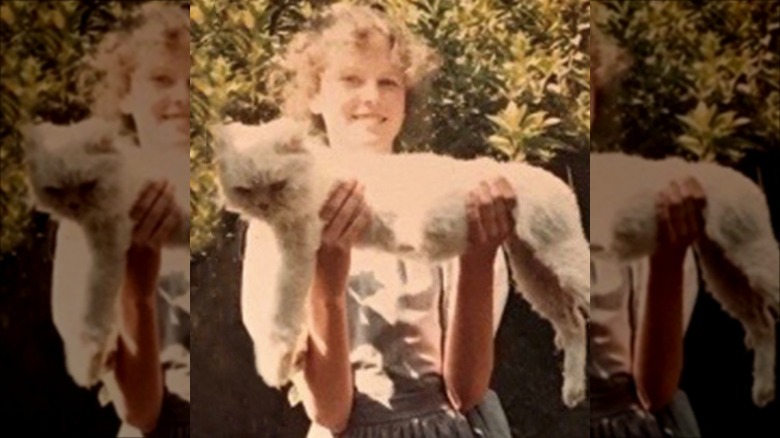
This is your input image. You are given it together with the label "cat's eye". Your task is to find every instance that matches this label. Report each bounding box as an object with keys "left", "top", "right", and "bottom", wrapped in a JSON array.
[
  {"left": 43, "top": 186, "right": 64, "bottom": 197},
  {"left": 79, "top": 180, "right": 98, "bottom": 193},
  {"left": 269, "top": 181, "right": 287, "bottom": 193},
  {"left": 233, "top": 187, "right": 252, "bottom": 197}
]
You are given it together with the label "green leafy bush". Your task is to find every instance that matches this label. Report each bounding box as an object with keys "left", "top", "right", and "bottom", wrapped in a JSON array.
[{"left": 593, "top": 0, "right": 780, "bottom": 161}]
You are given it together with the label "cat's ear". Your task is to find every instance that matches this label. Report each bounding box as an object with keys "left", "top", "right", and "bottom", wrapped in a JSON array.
[
  {"left": 18, "top": 123, "right": 46, "bottom": 153},
  {"left": 271, "top": 118, "right": 310, "bottom": 154},
  {"left": 209, "top": 124, "right": 237, "bottom": 154},
  {"left": 274, "top": 132, "right": 308, "bottom": 155},
  {"left": 85, "top": 134, "right": 118, "bottom": 154}
]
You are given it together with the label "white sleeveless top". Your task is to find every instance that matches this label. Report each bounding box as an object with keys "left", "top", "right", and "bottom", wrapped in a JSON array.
[
  {"left": 241, "top": 221, "right": 510, "bottom": 437},
  {"left": 589, "top": 249, "right": 699, "bottom": 378}
]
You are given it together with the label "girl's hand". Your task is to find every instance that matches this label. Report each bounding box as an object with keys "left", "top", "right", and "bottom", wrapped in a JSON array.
[
  {"left": 315, "top": 180, "right": 372, "bottom": 298},
  {"left": 654, "top": 177, "right": 707, "bottom": 262},
  {"left": 462, "top": 177, "right": 517, "bottom": 265},
  {"left": 125, "top": 180, "right": 183, "bottom": 300}
]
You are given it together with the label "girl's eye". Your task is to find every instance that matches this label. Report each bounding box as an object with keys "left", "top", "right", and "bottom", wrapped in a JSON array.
[
  {"left": 340, "top": 75, "right": 361, "bottom": 86},
  {"left": 152, "top": 74, "right": 174, "bottom": 87},
  {"left": 379, "top": 78, "right": 401, "bottom": 88}
]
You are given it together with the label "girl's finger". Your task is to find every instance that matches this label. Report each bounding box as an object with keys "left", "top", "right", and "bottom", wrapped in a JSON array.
[
  {"left": 130, "top": 180, "right": 167, "bottom": 221},
  {"left": 667, "top": 182, "right": 688, "bottom": 244},
  {"left": 329, "top": 184, "right": 365, "bottom": 240},
  {"left": 656, "top": 192, "right": 675, "bottom": 244},
  {"left": 320, "top": 180, "right": 358, "bottom": 223},
  {"left": 149, "top": 206, "right": 182, "bottom": 248},
  {"left": 342, "top": 205, "right": 372, "bottom": 244},
  {"left": 477, "top": 182, "right": 499, "bottom": 239},
  {"left": 134, "top": 187, "right": 175, "bottom": 246},
  {"left": 467, "top": 192, "right": 487, "bottom": 244}
]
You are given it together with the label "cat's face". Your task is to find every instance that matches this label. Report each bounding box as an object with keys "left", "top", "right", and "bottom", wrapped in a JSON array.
[
  {"left": 22, "top": 119, "right": 124, "bottom": 219},
  {"left": 213, "top": 120, "right": 315, "bottom": 222}
]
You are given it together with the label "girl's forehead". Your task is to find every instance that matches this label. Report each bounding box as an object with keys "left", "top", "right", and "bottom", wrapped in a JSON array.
[
  {"left": 322, "top": 41, "right": 403, "bottom": 76},
  {"left": 136, "top": 47, "right": 189, "bottom": 71}
]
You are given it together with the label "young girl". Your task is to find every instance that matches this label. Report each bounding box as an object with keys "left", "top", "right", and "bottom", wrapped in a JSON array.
[
  {"left": 590, "top": 26, "right": 756, "bottom": 438},
  {"left": 244, "top": 3, "right": 519, "bottom": 436},
  {"left": 51, "top": 4, "right": 190, "bottom": 437}
]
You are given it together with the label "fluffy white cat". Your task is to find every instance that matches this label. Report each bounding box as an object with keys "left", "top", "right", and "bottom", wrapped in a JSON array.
[
  {"left": 591, "top": 152, "right": 779, "bottom": 407},
  {"left": 212, "top": 118, "right": 591, "bottom": 407},
  {"left": 22, "top": 117, "right": 189, "bottom": 388}
]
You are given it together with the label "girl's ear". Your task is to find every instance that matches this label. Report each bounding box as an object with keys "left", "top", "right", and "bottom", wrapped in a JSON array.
[
  {"left": 308, "top": 89, "right": 323, "bottom": 116},
  {"left": 119, "top": 91, "right": 134, "bottom": 115}
]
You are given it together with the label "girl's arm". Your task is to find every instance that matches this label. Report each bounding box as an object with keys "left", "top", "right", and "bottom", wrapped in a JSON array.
[
  {"left": 109, "top": 181, "right": 182, "bottom": 433},
  {"left": 634, "top": 177, "right": 705, "bottom": 411},
  {"left": 444, "top": 178, "right": 515, "bottom": 412},
  {"left": 301, "top": 180, "right": 370, "bottom": 433}
]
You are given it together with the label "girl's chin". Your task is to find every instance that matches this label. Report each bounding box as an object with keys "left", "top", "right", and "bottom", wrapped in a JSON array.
[{"left": 341, "top": 133, "right": 394, "bottom": 153}]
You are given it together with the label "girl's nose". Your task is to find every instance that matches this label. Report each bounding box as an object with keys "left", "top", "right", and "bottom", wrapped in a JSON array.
[
  {"left": 170, "top": 80, "right": 190, "bottom": 110},
  {"left": 359, "top": 82, "right": 381, "bottom": 105}
]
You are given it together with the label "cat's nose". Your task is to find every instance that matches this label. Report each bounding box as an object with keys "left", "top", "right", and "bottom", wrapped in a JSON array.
[
  {"left": 68, "top": 202, "right": 79, "bottom": 211},
  {"left": 257, "top": 202, "right": 269, "bottom": 211}
]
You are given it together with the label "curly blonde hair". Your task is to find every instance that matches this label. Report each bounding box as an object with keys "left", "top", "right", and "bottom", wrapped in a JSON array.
[
  {"left": 81, "top": 3, "right": 189, "bottom": 119},
  {"left": 270, "top": 2, "right": 441, "bottom": 139}
]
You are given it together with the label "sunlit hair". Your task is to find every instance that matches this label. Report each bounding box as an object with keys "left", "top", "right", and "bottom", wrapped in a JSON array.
[
  {"left": 81, "top": 3, "right": 189, "bottom": 119},
  {"left": 269, "top": 2, "right": 441, "bottom": 140}
]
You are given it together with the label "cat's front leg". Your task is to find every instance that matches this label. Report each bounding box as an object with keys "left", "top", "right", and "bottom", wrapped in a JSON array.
[
  {"left": 165, "top": 216, "right": 190, "bottom": 247},
  {"left": 68, "top": 216, "right": 130, "bottom": 387},
  {"left": 262, "top": 220, "right": 320, "bottom": 387}
]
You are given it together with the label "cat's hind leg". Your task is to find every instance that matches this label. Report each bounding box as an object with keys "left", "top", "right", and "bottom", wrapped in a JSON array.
[
  {"left": 697, "top": 238, "right": 778, "bottom": 407},
  {"left": 504, "top": 235, "right": 589, "bottom": 408}
]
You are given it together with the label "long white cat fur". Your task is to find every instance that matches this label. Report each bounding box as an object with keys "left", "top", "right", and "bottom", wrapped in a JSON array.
[
  {"left": 213, "top": 118, "right": 590, "bottom": 407},
  {"left": 591, "top": 152, "right": 779, "bottom": 407},
  {"left": 22, "top": 118, "right": 189, "bottom": 388}
]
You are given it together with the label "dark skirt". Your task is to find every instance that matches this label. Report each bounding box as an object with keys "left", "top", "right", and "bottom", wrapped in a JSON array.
[
  {"left": 590, "top": 373, "right": 700, "bottom": 438},
  {"left": 144, "top": 388, "right": 190, "bottom": 438},
  {"left": 334, "top": 376, "right": 511, "bottom": 437}
]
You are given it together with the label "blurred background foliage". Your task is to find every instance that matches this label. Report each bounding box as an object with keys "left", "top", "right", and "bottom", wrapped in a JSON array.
[
  {"left": 593, "top": 0, "right": 780, "bottom": 161},
  {"left": 0, "top": 0, "right": 185, "bottom": 257},
  {"left": 190, "top": 0, "right": 589, "bottom": 253}
]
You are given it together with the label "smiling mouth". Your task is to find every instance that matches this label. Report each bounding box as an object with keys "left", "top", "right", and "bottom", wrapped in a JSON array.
[{"left": 351, "top": 114, "right": 387, "bottom": 123}]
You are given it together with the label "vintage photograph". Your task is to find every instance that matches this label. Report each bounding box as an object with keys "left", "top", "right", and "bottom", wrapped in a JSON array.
[
  {"left": 190, "top": 0, "right": 588, "bottom": 437},
  {"left": 1, "top": 2, "right": 190, "bottom": 436},
  {"left": 591, "top": 1, "right": 779, "bottom": 437}
]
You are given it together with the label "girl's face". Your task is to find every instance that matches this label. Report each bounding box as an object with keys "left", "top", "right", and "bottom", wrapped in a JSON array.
[
  {"left": 310, "top": 34, "right": 406, "bottom": 154},
  {"left": 120, "top": 47, "right": 190, "bottom": 152}
]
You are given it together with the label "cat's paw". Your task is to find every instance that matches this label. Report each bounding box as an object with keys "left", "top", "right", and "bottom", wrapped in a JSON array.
[
  {"left": 753, "top": 379, "right": 775, "bottom": 407},
  {"left": 562, "top": 375, "right": 586, "bottom": 408},
  {"left": 256, "top": 339, "right": 295, "bottom": 388},
  {"left": 66, "top": 331, "right": 112, "bottom": 388}
]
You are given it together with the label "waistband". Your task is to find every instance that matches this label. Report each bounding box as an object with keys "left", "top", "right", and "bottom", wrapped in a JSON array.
[{"left": 348, "top": 375, "right": 455, "bottom": 426}]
